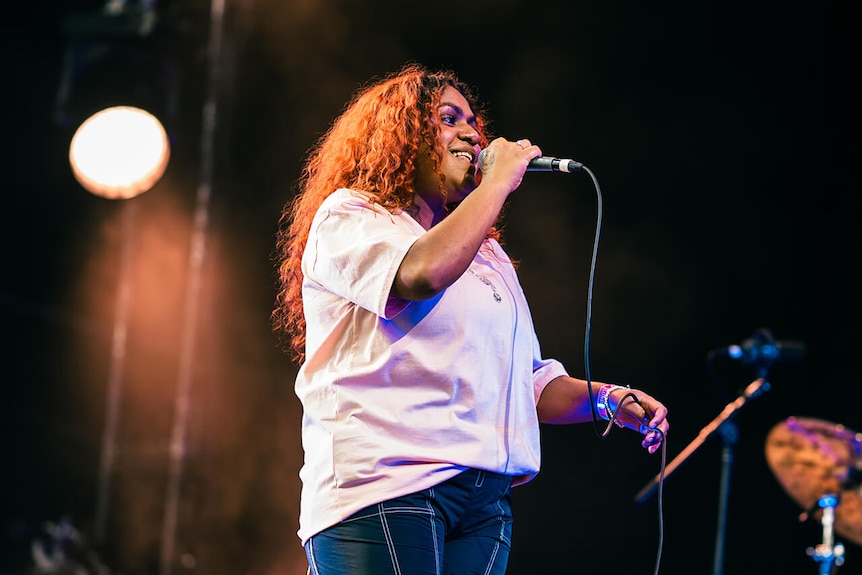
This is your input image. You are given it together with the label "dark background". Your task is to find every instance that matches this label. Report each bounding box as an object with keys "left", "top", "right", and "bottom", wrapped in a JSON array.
[{"left": 3, "top": 1, "right": 860, "bottom": 574}]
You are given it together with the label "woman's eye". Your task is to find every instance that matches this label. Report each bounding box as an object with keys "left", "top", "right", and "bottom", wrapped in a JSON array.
[{"left": 440, "top": 114, "right": 457, "bottom": 126}]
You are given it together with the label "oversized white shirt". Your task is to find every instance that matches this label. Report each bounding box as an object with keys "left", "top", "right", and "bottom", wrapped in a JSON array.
[{"left": 296, "top": 188, "right": 568, "bottom": 544}]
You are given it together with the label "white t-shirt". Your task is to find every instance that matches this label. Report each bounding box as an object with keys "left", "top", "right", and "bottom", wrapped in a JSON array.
[{"left": 296, "top": 188, "right": 568, "bottom": 544}]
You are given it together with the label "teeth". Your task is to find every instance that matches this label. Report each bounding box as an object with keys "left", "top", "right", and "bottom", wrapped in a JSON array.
[{"left": 452, "top": 151, "right": 473, "bottom": 161}]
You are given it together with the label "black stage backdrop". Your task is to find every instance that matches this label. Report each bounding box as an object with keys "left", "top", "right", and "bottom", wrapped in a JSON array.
[{"left": 2, "top": 1, "right": 860, "bottom": 574}]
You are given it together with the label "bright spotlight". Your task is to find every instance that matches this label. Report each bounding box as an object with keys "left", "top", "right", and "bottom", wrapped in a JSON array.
[{"left": 69, "top": 105, "right": 170, "bottom": 199}]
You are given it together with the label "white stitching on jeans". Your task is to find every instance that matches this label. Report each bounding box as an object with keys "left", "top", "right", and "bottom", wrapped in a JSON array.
[
  {"left": 378, "top": 503, "right": 402, "bottom": 575},
  {"left": 483, "top": 541, "right": 501, "bottom": 575},
  {"left": 305, "top": 538, "right": 318, "bottom": 575},
  {"left": 424, "top": 494, "right": 442, "bottom": 574},
  {"left": 475, "top": 469, "right": 485, "bottom": 487}
]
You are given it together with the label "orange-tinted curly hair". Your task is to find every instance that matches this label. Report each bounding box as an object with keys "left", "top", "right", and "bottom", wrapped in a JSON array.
[{"left": 272, "top": 63, "right": 495, "bottom": 362}]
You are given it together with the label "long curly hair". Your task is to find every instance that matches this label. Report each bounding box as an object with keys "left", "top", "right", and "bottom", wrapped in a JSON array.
[{"left": 272, "top": 64, "right": 496, "bottom": 363}]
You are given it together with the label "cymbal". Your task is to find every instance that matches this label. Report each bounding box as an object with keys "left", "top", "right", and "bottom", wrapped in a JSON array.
[{"left": 765, "top": 416, "right": 862, "bottom": 546}]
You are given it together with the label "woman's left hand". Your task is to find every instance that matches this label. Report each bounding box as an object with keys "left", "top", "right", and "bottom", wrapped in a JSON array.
[{"left": 609, "top": 388, "right": 669, "bottom": 454}]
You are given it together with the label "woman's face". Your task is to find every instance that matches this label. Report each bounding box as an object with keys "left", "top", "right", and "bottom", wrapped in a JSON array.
[{"left": 414, "top": 85, "right": 482, "bottom": 206}]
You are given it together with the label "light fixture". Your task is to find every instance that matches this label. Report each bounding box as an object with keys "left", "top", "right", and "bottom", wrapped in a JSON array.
[{"left": 69, "top": 105, "right": 170, "bottom": 199}]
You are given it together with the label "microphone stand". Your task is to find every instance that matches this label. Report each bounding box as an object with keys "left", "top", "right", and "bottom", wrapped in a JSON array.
[{"left": 634, "top": 376, "right": 771, "bottom": 575}]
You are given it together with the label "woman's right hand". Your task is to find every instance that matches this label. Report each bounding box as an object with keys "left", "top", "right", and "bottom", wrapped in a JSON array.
[{"left": 476, "top": 137, "right": 542, "bottom": 195}]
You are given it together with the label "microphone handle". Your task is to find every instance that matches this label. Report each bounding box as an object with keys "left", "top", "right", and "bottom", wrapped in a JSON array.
[{"left": 528, "top": 157, "right": 583, "bottom": 173}]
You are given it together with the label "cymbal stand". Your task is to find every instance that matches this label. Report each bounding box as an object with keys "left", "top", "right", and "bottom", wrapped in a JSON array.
[
  {"left": 807, "top": 493, "right": 845, "bottom": 575},
  {"left": 633, "top": 377, "right": 771, "bottom": 575}
]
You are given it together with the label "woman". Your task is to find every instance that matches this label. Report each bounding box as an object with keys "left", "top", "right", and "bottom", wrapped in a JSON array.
[{"left": 272, "top": 63, "right": 670, "bottom": 575}]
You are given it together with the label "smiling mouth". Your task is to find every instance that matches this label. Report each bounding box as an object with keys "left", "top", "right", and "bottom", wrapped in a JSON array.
[{"left": 451, "top": 150, "right": 475, "bottom": 163}]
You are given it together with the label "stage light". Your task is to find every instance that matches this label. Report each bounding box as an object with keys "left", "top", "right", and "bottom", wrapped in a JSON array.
[{"left": 69, "top": 105, "right": 170, "bottom": 199}]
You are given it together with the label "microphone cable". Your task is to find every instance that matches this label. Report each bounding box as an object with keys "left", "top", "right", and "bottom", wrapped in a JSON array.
[
  {"left": 578, "top": 162, "right": 603, "bottom": 437},
  {"left": 576, "top": 162, "right": 668, "bottom": 575},
  {"left": 608, "top": 397, "right": 667, "bottom": 575}
]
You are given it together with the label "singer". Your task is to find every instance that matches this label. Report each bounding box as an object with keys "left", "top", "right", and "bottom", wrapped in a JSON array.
[{"left": 272, "top": 63, "right": 670, "bottom": 575}]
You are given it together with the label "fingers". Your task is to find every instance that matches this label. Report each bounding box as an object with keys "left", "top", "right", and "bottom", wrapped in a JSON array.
[
  {"left": 643, "top": 428, "right": 665, "bottom": 454},
  {"left": 513, "top": 138, "right": 541, "bottom": 158},
  {"left": 624, "top": 393, "right": 669, "bottom": 455},
  {"left": 488, "top": 137, "right": 541, "bottom": 159},
  {"left": 478, "top": 138, "right": 542, "bottom": 191}
]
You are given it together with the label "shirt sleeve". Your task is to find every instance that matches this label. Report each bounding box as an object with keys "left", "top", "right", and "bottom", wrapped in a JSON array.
[
  {"left": 303, "top": 190, "right": 419, "bottom": 319},
  {"left": 530, "top": 338, "right": 569, "bottom": 405}
]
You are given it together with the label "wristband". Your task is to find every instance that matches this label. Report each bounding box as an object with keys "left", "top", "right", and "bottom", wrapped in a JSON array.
[
  {"left": 596, "top": 384, "right": 613, "bottom": 420},
  {"left": 596, "top": 384, "right": 630, "bottom": 421}
]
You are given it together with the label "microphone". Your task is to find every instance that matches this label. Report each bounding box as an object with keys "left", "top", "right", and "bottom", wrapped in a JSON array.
[
  {"left": 708, "top": 330, "right": 807, "bottom": 367},
  {"left": 477, "top": 148, "right": 583, "bottom": 173},
  {"left": 526, "top": 156, "right": 583, "bottom": 173}
]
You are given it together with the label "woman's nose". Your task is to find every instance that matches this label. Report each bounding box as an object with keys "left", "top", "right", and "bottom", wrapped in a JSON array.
[{"left": 459, "top": 124, "right": 479, "bottom": 144}]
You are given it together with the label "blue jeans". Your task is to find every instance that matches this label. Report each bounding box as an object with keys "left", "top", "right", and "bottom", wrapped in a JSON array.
[{"left": 305, "top": 468, "right": 513, "bottom": 575}]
